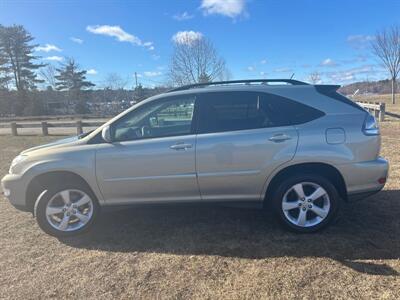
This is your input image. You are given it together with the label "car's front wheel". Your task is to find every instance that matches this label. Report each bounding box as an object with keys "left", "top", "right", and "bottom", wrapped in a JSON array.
[
  {"left": 272, "top": 174, "right": 340, "bottom": 233},
  {"left": 35, "top": 184, "right": 99, "bottom": 237}
]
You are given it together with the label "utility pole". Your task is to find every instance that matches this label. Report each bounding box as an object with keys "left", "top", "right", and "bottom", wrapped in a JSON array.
[{"left": 134, "top": 72, "right": 138, "bottom": 88}]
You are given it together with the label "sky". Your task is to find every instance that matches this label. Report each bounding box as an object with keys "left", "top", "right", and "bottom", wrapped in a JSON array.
[{"left": 1, "top": 0, "right": 400, "bottom": 88}]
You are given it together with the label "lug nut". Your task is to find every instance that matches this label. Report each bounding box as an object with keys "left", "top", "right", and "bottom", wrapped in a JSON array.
[
  {"left": 298, "top": 203, "right": 302, "bottom": 207},
  {"left": 302, "top": 207, "right": 306, "bottom": 211},
  {"left": 301, "top": 198, "right": 305, "bottom": 201},
  {"left": 307, "top": 199, "right": 312, "bottom": 202},
  {"left": 308, "top": 204, "right": 312, "bottom": 208},
  {"left": 66, "top": 212, "right": 70, "bottom": 216}
]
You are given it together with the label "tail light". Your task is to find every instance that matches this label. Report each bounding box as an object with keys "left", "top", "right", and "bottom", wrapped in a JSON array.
[{"left": 362, "top": 113, "right": 380, "bottom": 136}]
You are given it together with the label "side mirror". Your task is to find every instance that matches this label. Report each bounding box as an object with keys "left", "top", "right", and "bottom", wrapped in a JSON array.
[{"left": 101, "top": 125, "right": 113, "bottom": 143}]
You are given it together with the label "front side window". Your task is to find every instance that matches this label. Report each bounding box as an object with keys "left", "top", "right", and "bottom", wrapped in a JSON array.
[
  {"left": 112, "top": 96, "right": 196, "bottom": 142},
  {"left": 198, "top": 91, "right": 324, "bottom": 134}
]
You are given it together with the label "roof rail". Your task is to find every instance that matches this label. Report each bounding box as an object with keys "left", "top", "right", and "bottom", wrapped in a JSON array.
[{"left": 168, "top": 79, "right": 308, "bottom": 92}]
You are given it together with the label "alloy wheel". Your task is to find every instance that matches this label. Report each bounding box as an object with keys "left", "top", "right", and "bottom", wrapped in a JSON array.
[
  {"left": 45, "top": 189, "right": 94, "bottom": 232},
  {"left": 281, "top": 182, "right": 331, "bottom": 227}
]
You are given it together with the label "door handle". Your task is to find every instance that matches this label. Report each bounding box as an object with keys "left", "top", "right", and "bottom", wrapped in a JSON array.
[
  {"left": 268, "top": 134, "right": 291, "bottom": 143},
  {"left": 170, "top": 142, "right": 193, "bottom": 150}
]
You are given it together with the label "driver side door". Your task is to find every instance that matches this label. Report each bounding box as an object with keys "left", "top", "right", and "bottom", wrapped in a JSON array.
[{"left": 95, "top": 95, "right": 200, "bottom": 204}]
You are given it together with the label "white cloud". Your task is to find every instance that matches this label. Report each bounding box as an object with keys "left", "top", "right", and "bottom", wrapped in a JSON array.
[
  {"left": 86, "top": 25, "right": 153, "bottom": 50},
  {"left": 200, "top": 0, "right": 247, "bottom": 18},
  {"left": 152, "top": 54, "right": 161, "bottom": 60},
  {"left": 347, "top": 34, "right": 375, "bottom": 49},
  {"left": 44, "top": 56, "right": 64, "bottom": 62},
  {"left": 173, "top": 11, "right": 194, "bottom": 21},
  {"left": 247, "top": 66, "right": 255, "bottom": 71},
  {"left": 70, "top": 37, "right": 83, "bottom": 44},
  {"left": 87, "top": 69, "right": 98, "bottom": 75},
  {"left": 35, "top": 44, "right": 62, "bottom": 52},
  {"left": 347, "top": 35, "right": 375, "bottom": 43},
  {"left": 274, "top": 67, "right": 293, "bottom": 73},
  {"left": 260, "top": 71, "right": 267, "bottom": 76},
  {"left": 340, "top": 55, "right": 369, "bottom": 65},
  {"left": 144, "top": 71, "right": 162, "bottom": 77},
  {"left": 322, "top": 64, "right": 384, "bottom": 83},
  {"left": 260, "top": 59, "right": 267, "bottom": 64},
  {"left": 172, "top": 31, "right": 203, "bottom": 45},
  {"left": 320, "top": 58, "right": 337, "bottom": 67},
  {"left": 326, "top": 71, "right": 354, "bottom": 82}
]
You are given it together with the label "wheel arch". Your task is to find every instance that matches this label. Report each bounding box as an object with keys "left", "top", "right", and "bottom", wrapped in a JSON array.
[
  {"left": 26, "top": 171, "right": 96, "bottom": 213},
  {"left": 264, "top": 162, "right": 347, "bottom": 207}
]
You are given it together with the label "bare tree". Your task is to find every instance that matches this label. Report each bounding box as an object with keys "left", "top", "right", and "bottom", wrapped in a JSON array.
[
  {"left": 169, "top": 37, "right": 228, "bottom": 86},
  {"left": 103, "top": 72, "right": 128, "bottom": 90},
  {"left": 102, "top": 72, "right": 129, "bottom": 103},
  {"left": 371, "top": 25, "right": 400, "bottom": 104},
  {"left": 39, "top": 64, "right": 57, "bottom": 89},
  {"left": 309, "top": 71, "right": 321, "bottom": 84}
]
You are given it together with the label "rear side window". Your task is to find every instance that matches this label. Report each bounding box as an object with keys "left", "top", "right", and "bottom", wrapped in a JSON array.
[
  {"left": 197, "top": 91, "right": 324, "bottom": 134},
  {"left": 315, "top": 85, "right": 365, "bottom": 111},
  {"left": 262, "top": 93, "right": 325, "bottom": 126}
]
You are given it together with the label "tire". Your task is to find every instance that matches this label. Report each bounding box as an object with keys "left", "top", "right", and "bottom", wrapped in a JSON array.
[
  {"left": 34, "top": 182, "right": 99, "bottom": 238},
  {"left": 271, "top": 174, "right": 340, "bottom": 233}
]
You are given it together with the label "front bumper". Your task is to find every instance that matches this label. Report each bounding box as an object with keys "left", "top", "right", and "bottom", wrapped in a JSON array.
[
  {"left": 336, "top": 157, "right": 389, "bottom": 201},
  {"left": 1, "top": 173, "right": 29, "bottom": 211}
]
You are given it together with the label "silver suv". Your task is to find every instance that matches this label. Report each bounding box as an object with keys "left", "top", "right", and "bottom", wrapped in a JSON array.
[{"left": 1, "top": 79, "right": 389, "bottom": 237}]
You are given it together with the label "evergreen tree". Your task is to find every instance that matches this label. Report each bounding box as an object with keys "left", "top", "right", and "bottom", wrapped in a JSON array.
[
  {"left": 134, "top": 83, "right": 144, "bottom": 100},
  {"left": 0, "top": 24, "right": 44, "bottom": 91},
  {"left": 0, "top": 53, "right": 11, "bottom": 90},
  {"left": 55, "top": 58, "right": 94, "bottom": 91},
  {"left": 55, "top": 58, "right": 95, "bottom": 113}
]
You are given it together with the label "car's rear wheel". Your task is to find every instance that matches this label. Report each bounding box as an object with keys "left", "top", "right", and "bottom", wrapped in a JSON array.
[
  {"left": 271, "top": 174, "right": 340, "bottom": 233},
  {"left": 35, "top": 183, "right": 99, "bottom": 237}
]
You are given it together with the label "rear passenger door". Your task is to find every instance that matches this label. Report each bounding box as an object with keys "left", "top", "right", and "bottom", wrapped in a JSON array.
[{"left": 195, "top": 91, "right": 317, "bottom": 202}]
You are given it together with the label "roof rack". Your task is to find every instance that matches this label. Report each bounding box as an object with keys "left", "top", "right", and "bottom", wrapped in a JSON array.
[{"left": 168, "top": 79, "right": 308, "bottom": 92}]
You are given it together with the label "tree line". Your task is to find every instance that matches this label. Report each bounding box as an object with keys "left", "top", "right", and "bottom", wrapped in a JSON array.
[
  {"left": 0, "top": 24, "right": 99, "bottom": 115},
  {"left": 0, "top": 24, "right": 230, "bottom": 116}
]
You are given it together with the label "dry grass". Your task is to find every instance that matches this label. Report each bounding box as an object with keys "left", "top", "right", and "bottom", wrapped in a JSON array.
[{"left": 1, "top": 124, "right": 400, "bottom": 299}]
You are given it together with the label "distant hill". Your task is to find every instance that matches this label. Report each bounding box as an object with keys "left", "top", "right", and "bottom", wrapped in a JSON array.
[{"left": 339, "top": 79, "right": 397, "bottom": 96}]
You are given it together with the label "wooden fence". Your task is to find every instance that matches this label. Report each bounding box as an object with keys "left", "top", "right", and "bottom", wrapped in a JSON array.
[
  {"left": 0, "top": 101, "right": 390, "bottom": 136},
  {"left": 356, "top": 101, "right": 386, "bottom": 121},
  {"left": 0, "top": 121, "right": 104, "bottom": 136}
]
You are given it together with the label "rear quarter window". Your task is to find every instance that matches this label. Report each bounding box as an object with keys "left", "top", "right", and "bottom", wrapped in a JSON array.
[{"left": 261, "top": 92, "right": 325, "bottom": 126}]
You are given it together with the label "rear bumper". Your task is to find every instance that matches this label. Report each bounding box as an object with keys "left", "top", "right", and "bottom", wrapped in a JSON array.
[
  {"left": 1, "top": 173, "right": 29, "bottom": 211},
  {"left": 336, "top": 157, "right": 389, "bottom": 201}
]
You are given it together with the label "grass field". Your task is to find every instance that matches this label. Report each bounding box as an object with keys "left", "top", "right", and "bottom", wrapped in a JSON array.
[{"left": 0, "top": 123, "right": 400, "bottom": 298}]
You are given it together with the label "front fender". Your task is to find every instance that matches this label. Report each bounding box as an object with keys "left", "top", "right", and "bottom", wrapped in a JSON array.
[{"left": 22, "top": 149, "right": 104, "bottom": 205}]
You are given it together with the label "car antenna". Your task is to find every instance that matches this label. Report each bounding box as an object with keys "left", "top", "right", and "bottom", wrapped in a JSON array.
[{"left": 290, "top": 73, "right": 295, "bottom": 79}]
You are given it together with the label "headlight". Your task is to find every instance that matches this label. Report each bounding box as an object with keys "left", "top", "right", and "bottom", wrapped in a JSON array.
[{"left": 9, "top": 155, "right": 28, "bottom": 174}]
